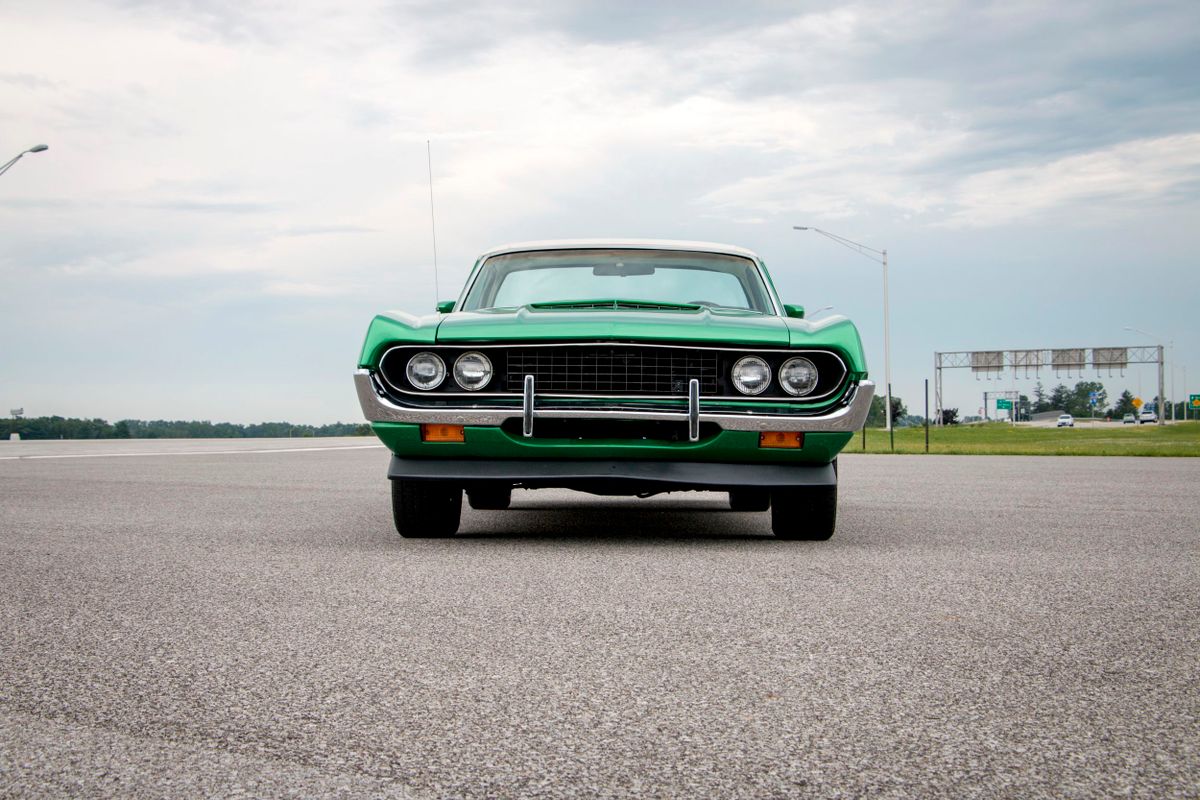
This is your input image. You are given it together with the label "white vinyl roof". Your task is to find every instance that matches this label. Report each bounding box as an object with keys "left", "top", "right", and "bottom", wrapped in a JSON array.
[{"left": 478, "top": 239, "right": 762, "bottom": 261}]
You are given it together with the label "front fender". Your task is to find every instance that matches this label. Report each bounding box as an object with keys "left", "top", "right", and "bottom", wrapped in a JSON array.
[
  {"left": 784, "top": 316, "right": 868, "bottom": 377},
  {"left": 357, "top": 311, "right": 443, "bottom": 368}
]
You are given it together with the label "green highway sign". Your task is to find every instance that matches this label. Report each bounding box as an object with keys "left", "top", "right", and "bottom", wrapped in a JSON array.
[
  {"left": 996, "top": 398, "right": 1013, "bottom": 410},
  {"left": 1191, "top": 394, "right": 1200, "bottom": 409}
]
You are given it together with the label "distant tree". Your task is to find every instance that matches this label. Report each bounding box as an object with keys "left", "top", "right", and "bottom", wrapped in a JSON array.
[
  {"left": 1032, "top": 381, "right": 1051, "bottom": 413},
  {"left": 866, "top": 396, "right": 883, "bottom": 426},
  {"left": 1018, "top": 394, "right": 1032, "bottom": 421},
  {"left": 866, "top": 395, "right": 907, "bottom": 427},
  {"left": 940, "top": 408, "right": 959, "bottom": 425},
  {"left": 1113, "top": 390, "right": 1136, "bottom": 417},
  {"left": 0, "top": 416, "right": 373, "bottom": 440},
  {"left": 316, "top": 422, "right": 370, "bottom": 436},
  {"left": 1048, "top": 384, "right": 1071, "bottom": 412},
  {"left": 1068, "top": 381, "right": 1107, "bottom": 417},
  {"left": 0, "top": 416, "right": 115, "bottom": 439}
]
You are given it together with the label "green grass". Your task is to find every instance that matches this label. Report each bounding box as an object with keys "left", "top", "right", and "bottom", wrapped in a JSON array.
[{"left": 850, "top": 421, "right": 1200, "bottom": 456}]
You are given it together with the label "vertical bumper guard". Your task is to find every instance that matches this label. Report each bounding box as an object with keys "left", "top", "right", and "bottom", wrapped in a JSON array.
[
  {"left": 688, "top": 378, "right": 700, "bottom": 442},
  {"left": 523, "top": 374, "right": 535, "bottom": 438}
]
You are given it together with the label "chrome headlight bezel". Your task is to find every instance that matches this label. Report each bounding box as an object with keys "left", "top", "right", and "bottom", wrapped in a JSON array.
[
  {"left": 779, "top": 356, "right": 819, "bottom": 397},
  {"left": 405, "top": 352, "right": 446, "bottom": 391},
  {"left": 452, "top": 351, "right": 493, "bottom": 391},
  {"left": 731, "top": 355, "right": 772, "bottom": 396}
]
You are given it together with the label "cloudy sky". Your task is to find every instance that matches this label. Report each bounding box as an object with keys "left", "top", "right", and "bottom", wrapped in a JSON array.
[{"left": 3, "top": 0, "right": 1199, "bottom": 423}]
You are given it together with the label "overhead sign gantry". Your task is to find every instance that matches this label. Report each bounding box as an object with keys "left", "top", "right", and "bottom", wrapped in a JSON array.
[{"left": 934, "top": 345, "right": 1165, "bottom": 426}]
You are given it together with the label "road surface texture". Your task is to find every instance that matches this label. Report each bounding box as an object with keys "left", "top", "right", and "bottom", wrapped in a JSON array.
[{"left": 1, "top": 438, "right": 1197, "bottom": 798}]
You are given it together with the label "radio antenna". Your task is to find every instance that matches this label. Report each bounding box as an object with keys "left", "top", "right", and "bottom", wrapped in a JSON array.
[{"left": 427, "top": 139, "right": 440, "bottom": 304}]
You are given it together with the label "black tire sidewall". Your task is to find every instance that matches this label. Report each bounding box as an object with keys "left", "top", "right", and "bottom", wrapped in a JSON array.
[
  {"left": 770, "top": 484, "right": 837, "bottom": 540},
  {"left": 392, "top": 479, "right": 462, "bottom": 537}
]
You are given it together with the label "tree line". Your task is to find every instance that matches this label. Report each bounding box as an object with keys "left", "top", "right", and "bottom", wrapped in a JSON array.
[
  {"left": 0, "top": 417, "right": 371, "bottom": 440},
  {"left": 1029, "top": 381, "right": 1191, "bottom": 419},
  {"left": 939, "top": 380, "right": 1194, "bottom": 424},
  {"left": 866, "top": 380, "right": 1195, "bottom": 427}
]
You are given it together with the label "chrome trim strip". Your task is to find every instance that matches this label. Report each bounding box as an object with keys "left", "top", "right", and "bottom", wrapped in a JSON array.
[
  {"left": 687, "top": 379, "right": 700, "bottom": 442},
  {"left": 384, "top": 341, "right": 842, "bottom": 353},
  {"left": 377, "top": 343, "right": 849, "bottom": 403},
  {"left": 523, "top": 375, "right": 534, "bottom": 438},
  {"left": 356, "top": 370, "right": 875, "bottom": 433},
  {"left": 751, "top": 258, "right": 782, "bottom": 316}
]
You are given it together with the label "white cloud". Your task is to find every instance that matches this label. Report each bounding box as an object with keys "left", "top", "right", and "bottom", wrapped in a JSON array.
[
  {"left": 262, "top": 280, "right": 356, "bottom": 297},
  {"left": 5, "top": 0, "right": 1197, "bottom": 273},
  {"left": 942, "top": 134, "right": 1200, "bottom": 227}
]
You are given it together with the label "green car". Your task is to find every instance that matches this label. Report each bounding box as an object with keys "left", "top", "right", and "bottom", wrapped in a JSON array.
[{"left": 355, "top": 240, "right": 873, "bottom": 540}]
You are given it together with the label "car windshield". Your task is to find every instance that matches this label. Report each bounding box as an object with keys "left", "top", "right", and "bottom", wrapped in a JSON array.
[{"left": 460, "top": 249, "right": 774, "bottom": 313}]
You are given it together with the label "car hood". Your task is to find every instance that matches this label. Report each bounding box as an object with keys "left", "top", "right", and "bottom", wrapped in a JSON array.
[{"left": 434, "top": 306, "right": 792, "bottom": 347}]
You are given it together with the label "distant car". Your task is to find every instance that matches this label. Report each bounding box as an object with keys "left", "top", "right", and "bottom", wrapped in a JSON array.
[
  {"left": 1139, "top": 409, "right": 1158, "bottom": 424},
  {"left": 1122, "top": 413, "right": 1136, "bottom": 424},
  {"left": 1057, "top": 414, "right": 1074, "bottom": 428}
]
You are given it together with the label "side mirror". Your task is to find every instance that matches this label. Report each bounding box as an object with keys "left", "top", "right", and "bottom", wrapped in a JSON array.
[
  {"left": 783, "top": 304, "right": 805, "bottom": 319},
  {"left": 436, "top": 300, "right": 455, "bottom": 314}
]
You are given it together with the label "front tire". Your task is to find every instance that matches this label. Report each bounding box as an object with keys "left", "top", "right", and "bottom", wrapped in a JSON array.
[
  {"left": 770, "top": 484, "right": 837, "bottom": 541},
  {"left": 391, "top": 479, "right": 461, "bottom": 538}
]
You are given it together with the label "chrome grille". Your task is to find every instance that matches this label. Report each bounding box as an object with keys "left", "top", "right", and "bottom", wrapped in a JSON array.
[{"left": 505, "top": 346, "right": 719, "bottom": 395}]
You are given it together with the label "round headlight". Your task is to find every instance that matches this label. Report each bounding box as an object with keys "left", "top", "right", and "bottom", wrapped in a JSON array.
[
  {"left": 731, "top": 356, "right": 771, "bottom": 395},
  {"left": 779, "top": 357, "right": 819, "bottom": 396},
  {"left": 406, "top": 352, "right": 446, "bottom": 390},
  {"left": 453, "top": 351, "right": 492, "bottom": 391}
]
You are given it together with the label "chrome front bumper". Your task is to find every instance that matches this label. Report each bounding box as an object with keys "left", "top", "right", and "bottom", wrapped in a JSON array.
[{"left": 355, "top": 369, "right": 874, "bottom": 435}]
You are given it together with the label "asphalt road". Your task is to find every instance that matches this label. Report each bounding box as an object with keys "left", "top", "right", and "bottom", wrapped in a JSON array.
[{"left": 1, "top": 438, "right": 1197, "bottom": 798}]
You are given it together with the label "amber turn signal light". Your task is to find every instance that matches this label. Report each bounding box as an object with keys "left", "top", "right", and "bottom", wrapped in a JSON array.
[
  {"left": 421, "top": 424, "right": 465, "bottom": 442},
  {"left": 759, "top": 431, "right": 803, "bottom": 449}
]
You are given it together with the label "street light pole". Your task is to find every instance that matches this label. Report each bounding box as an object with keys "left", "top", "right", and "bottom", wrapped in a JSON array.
[
  {"left": 794, "top": 226, "right": 893, "bottom": 437},
  {"left": 882, "top": 247, "right": 891, "bottom": 435},
  {"left": 0, "top": 144, "right": 49, "bottom": 178},
  {"left": 1169, "top": 342, "right": 1176, "bottom": 420}
]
